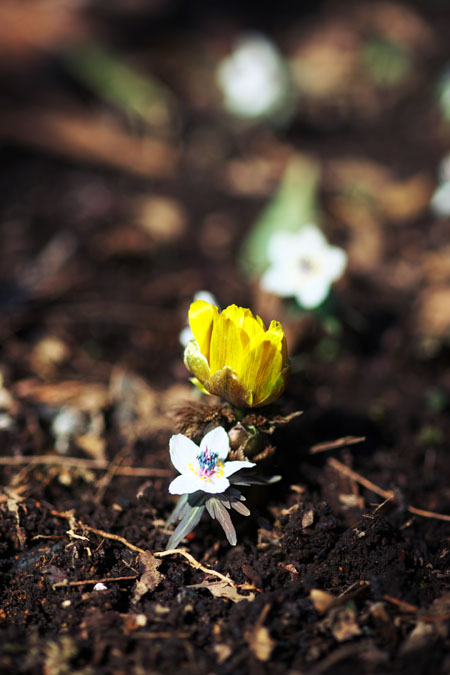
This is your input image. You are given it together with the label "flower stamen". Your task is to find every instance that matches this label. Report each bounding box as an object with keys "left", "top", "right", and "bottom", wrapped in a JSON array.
[{"left": 197, "top": 446, "right": 222, "bottom": 479}]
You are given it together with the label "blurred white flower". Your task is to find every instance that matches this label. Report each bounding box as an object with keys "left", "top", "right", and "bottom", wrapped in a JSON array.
[
  {"left": 260, "top": 225, "right": 347, "bottom": 309},
  {"left": 438, "top": 153, "right": 450, "bottom": 183},
  {"left": 179, "top": 291, "right": 218, "bottom": 347},
  {"left": 430, "top": 181, "right": 450, "bottom": 217},
  {"left": 216, "top": 33, "right": 290, "bottom": 119},
  {"left": 168, "top": 427, "right": 254, "bottom": 496}
]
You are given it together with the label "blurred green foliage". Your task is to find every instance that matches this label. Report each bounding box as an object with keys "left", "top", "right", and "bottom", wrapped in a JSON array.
[{"left": 239, "top": 155, "right": 320, "bottom": 277}]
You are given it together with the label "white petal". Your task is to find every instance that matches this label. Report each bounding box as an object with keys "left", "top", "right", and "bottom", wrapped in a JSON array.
[
  {"left": 169, "top": 434, "right": 199, "bottom": 474},
  {"left": 194, "top": 290, "right": 219, "bottom": 306},
  {"left": 223, "top": 460, "right": 255, "bottom": 478},
  {"left": 295, "top": 280, "right": 330, "bottom": 309},
  {"left": 267, "top": 232, "right": 297, "bottom": 264},
  {"left": 179, "top": 325, "right": 194, "bottom": 347},
  {"left": 260, "top": 265, "right": 296, "bottom": 297},
  {"left": 323, "top": 247, "right": 347, "bottom": 280},
  {"left": 295, "top": 225, "right": 327, "bottom": 252},
  {"left": 431, "top": 181, "right": 450, "bottom": 217},
  {"left": 168, "top": 473, "right": 202, "bottom": 495},
  {"left": 200, "top": 426, "right": 230, "bottom": 461},
  {"left": 200, "top": 474, "right": 230, "bottom": 494}
]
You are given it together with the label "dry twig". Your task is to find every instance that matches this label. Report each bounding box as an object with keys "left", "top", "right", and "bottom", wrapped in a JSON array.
[
  {"left": 54, "top": 575, "right": 137, "bottom": 588},
  {"left": 310, "top": 436, "right": 366, "bottom": 454},
  {"left": 0, "top": 454, "right": 171, "bottom": 477},
  {"left": 329, "top": 458, "right": 450, "bottom": 522},
  {"left": 95, "top": 446, "right": 131, "bottom": 503},
  {"left": 154, "top": 549, "right": 236, "bottom": 587},
  {"left": 49, "top": 509, "right": 237, "bottom": 586}
]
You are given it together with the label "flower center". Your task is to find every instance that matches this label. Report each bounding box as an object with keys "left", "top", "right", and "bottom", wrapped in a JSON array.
[
  {"left": 298, "top": 257, "right": 316, "bottom": 274},
  {"left": 196, "top": 446, "right": 223, "bottom": 480}
]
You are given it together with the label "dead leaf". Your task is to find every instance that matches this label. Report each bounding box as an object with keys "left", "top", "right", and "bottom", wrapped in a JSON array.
[
  {"left": 302, "top": 508, "right": 315, "bottom": 528},
  {"left": 370, "top": 602, "right": 397, "bottom": 647},
  {"left": 122, "top": 613, "right": 147, "bottom": 634},
  {"left": 29, "top": 336, "right": 70, "bottom": 377},
  {"left": 42, "top": 565, "right": 69, "bottom": 588},
  {"left": 414, "top": 285, "right": 450, "bottom": 337},
  {"left": 245, "top": 604, "right": 275, "bottom": 661},
  {"left": 188, "top": 580, "right": 256, "bottom": 603},
  {"left": 380, "top": 173, "right": 433, "bottom": 223},
  {"left": 277, "top": 562, "right": 299, "bottom": 575},
  {"left": 134, "top": 196, "right": 186, "bottom": 243},
  {"left": 338, "top": 493, "right": 361, "bottom": 507},
  {"left": 310, "top": 589, "right": 338, "bottom": 613},
  {"left": 14, "top": 379, "right": 109, "bottom": 412},
  {"left": 400, "top": 621, "right": 436, "bottom": 654},
  {"left": 75, "top": 434, "right": 106, "bottom": 461},
  {"left": 213, "top": 644, "right": 232, "bottom": 664},
  {"left": 421, "top": 249, "right": 450, "bottom": 284},
  {"left": 332, "top": 606, "right": 362, "bottom": 642},
  {"left": 248, "top": 625, "right": 275, "bottom": 661},
  {"left": 132, "top": 551, "right": 164, "bottom": 604}
]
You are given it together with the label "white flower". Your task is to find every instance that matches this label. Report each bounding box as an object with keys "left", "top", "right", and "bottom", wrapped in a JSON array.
[
  {"left": 216, "top": 34, "right": 290, "bottom": 119},
  {"left": 168, "top": 427, "right": 255, "bottom": 495},
  {"left": 430, "top": 181, "right": 450, "bottom": 217},
  {"left": 179, "top": 291, "right": 218, "bottom": 347},
  {"left": 438, "top": 154, "right": 450, "bottom": 183},
  {"left": 260, "top": 225, "right": 347, "bottom": 309}
]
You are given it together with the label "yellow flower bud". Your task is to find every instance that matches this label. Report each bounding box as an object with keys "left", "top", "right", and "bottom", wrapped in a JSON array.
[{"left": 183, "top": 300, "right": 290, "bottom": 408}]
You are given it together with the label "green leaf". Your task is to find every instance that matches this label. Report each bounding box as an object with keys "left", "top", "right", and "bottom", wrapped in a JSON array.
[
  {"left": 62, "top": 41, "right": 175, "bottom": 128},
  {"left": 239, "top": 155, "right": 320, "bottom": 277}
]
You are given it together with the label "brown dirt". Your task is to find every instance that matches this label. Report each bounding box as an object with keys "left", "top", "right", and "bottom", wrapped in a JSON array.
[{"left": 0, "top": 2, "right": 449, "bottom": 674}]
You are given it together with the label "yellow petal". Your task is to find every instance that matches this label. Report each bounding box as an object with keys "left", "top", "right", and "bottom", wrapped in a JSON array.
[
  {"left": 188, "top": 300, "right": 219, "bottom": 362},
  {"left": 255, "top": 363, "right": 290, "bottom": 407},
  {"left": 266, "top": 320, "right": 288, "bottom": 364},
  {"left": 221, "top": 305, "right": 265, "bottom": 351},
  {"left": 241, "top": 310, "right": 265, "bottom": 348},
  {"left": 240, "top": 334, "right": 283, "bottom": 406},
  {"left": 209, "top": 312, "right": 244, "bottom": 375},
  {"left": 183, "top": 338, "right": 211, "bottom": 384}
]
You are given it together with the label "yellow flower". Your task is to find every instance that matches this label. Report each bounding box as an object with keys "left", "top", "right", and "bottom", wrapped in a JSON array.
[{"left": 184, "top": 300, "right": 290, "bottom": 408}]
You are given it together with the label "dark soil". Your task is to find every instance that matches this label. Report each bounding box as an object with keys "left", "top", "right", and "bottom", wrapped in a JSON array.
[{"left": 0, "top": 2, "right": 449, "bottom": 674}]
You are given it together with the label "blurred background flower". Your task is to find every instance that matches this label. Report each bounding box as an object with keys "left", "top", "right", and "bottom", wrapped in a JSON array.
[
  {"left": 260, "top": 225, "right": 347, "bottom": 309},
  {"left": 216, "top": 33, "right": 293, "bottom": 122}
]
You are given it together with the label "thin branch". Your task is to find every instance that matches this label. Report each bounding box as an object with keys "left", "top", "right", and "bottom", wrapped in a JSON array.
[
  {"left": 49, "top": 509, "right": 238, "bottom": 586},
  {"left": 0, "top": 454, "right": 171, "bottom": 477},
  {"left": 329, "top": 458, "right": 450, "bottom": 522},
  {"left": 310, "top": 436, "right": 366, "bottom": 454},
  {"left": 383, "top": 595, "right": 418, "bottom": 613},
  {"left": 328, "top": 458, "right": 392, "bottom": 499},
  {"left": 407, "top": 504, "right": 450, "bottom": 522},
  {"left": 83, "top": 525, "right": 147, "bottom": 553},
  {"left": 154, "top": 549, "right": 236, "bottom": 587},
  {"left": 49, "top": 509, "right": 146, "bottom": 554},
  {"left": 95, "top": 445, "right": 130, "bottom": 503},
  {"left": 54, "top": 575, "right": 137, "bottom": 588}
]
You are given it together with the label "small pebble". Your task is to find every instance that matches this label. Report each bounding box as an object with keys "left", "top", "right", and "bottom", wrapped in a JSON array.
[{"left": 93, "top": 582, "right": 108, "bottom": 592}]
